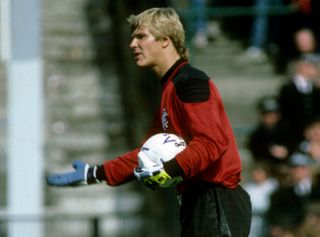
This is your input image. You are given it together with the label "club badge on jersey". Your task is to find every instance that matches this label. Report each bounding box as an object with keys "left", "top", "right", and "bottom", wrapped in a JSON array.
[{"left": 161, "top": 108, "right": 169, "bottom": 130}]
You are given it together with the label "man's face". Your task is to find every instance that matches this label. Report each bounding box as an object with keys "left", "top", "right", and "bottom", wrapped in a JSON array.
[
  {"left": 295, "top": 30, "right": 316, "bottom": 53},
  {"left": 291, "top": 166, "right": 310, "bottom": 182},
  {"left": 129, "top": 26, "right": 163, "bottom": 68},
  {"left": 305, "top": 123, "right": 320, "bottom": 141}
]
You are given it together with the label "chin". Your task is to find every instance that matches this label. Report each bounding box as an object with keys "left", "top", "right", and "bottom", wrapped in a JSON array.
[{"left": 136, "top": 60, "right": 152, "bottom": 68}]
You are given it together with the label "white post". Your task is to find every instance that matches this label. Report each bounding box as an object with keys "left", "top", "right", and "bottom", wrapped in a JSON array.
[
  {"left": 0, "top": 0, "right": 11, "bottom": 62},
  {"left": 6, "top": 0, "right": 44, "bottom": 236}
]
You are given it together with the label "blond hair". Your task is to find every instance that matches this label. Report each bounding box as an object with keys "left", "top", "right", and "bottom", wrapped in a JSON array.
[{"left": 127, "top": 7, "right": 189, "bottom": 60}]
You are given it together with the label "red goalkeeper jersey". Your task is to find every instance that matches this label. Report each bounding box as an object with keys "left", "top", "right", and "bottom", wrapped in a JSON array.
[{"left": 103, "top": 59, "right": 242, "bottom": 190}]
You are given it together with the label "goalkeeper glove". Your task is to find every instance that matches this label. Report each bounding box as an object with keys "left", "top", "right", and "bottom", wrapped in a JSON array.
[{"left": 46, "top": 160, "right": 102, "bottom": 187}]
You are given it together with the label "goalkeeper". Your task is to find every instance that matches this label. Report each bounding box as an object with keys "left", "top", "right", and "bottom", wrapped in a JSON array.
[{"left": 47, "top": 7, "right": 251, "bottom": 237}]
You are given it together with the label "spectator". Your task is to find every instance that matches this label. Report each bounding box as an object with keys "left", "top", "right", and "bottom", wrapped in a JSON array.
[
  {"left": 266, "top": 1, "right": 320, "bottom": 74},
  {"left": 244, "top": 0, "right": 286, "bottom": 62},
  {"left": 266, "top": 152, "right": 318, "bottom": 236},
  {"left": 278, "top": 54, "right": 320, "bottom": 143},
  {"left": 290, "top": 0, "right": 320, "bottom": 35},
  {"left": 244, "top": 162, "right": 278, "bottom": 237},
  {"left": 293, "top": 28, "right": 319, "bottom": 58},
  {"left": 280, "top": 28, "right": 320, "bottom": 73},
  {"left": 299, "top": 117, "right": 320, "bottom": 163},
  {"left": 247, "top": 96, "right": 295, "bottom": 168},
  {"left": 298, "top": 202, "right": 320, "bottom": 237},
  {"left": 190, "top": 0, "right": 221, "bottom": 49}
]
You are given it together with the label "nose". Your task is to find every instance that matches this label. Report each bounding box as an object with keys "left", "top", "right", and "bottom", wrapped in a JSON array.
[{"left": 129, "top": 38, "right": 137, "bottom": 49}]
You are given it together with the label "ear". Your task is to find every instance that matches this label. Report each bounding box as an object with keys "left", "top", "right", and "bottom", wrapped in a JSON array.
[{"left": 161, "top": 36, "right": 171, "bottom": 48}]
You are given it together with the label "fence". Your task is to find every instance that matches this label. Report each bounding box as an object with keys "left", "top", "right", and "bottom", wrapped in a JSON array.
[{"left": 178, "top": 5, "right": 298, "bottom": 18}]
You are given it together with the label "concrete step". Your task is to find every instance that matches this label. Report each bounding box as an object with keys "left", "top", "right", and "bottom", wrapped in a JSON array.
[
  {"left": 44, "top": 44, "right": 94, "bottom": 62},
  {"left": 192, "top": 41, "right": 276, "bottom": 78},
  {"left": 43, "top": 34, "right": 92, "bottom": 49},
  {"left": 43, "top": 16, "right": 89, "bottom": 34},
  {"left": 42, "top": 0, "right": 88, "bottom": 17},
  {"left": 45, "top": 72, "right": 123, "bottom": 122},
  {"left": 45, "top": 185, "right": 144, "bottom": 236},
  {"left": 48, "top": 186, "right": 143, "bottom": 214}
]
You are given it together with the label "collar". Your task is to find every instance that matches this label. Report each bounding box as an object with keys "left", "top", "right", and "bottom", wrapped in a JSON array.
[
  {"left": 160, "top": 58, "right": 188, "bottom": 88},
  {"left": 294, "top": 177, "right": 312, "bottom": 196},
  {"left": 293, "top": 74, "right": 313, "bottom": 93}
]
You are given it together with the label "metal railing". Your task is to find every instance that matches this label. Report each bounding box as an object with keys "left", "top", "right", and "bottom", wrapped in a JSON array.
[
  {"left": 178, "top": 4, "right": 299, "bottom": 46},
  {"left": 177, "top": 5, "right": 298, "bottom": 18},
  {"left": 0, "top": 211, "right": 178, "bottom": 237}
]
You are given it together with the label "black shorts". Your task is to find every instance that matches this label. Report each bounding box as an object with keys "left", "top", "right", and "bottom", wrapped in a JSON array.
[{"left": 180, "top": 182, "right": 252, "bottom": 237}]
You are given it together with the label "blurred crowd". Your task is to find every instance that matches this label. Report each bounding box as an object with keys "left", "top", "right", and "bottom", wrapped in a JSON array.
[
  {"left": 244, "top": 49, "right": 320, "bottom": 236},
  {"left": 181, "top": 1, "right": 320, "bottom": 236},
  {"left": 186, "top": 0, "right": 319, "bottom": 73},
  {"left": 229, "top": 1, "right": 320, "bottom": 237}
]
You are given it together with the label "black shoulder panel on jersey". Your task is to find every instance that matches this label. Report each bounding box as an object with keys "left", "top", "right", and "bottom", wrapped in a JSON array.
[{"left": 173, "top": 65, "right": 210, "bottom": 103}]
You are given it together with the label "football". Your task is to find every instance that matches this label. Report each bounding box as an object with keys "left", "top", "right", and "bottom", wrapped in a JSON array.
[{"left": 138, "top": 133, "right": 186, "bottom": 170}]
